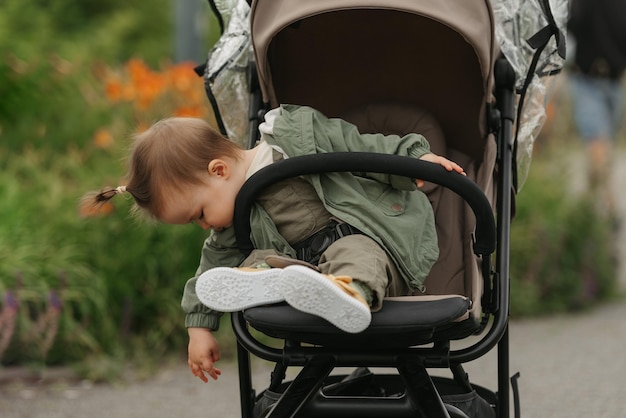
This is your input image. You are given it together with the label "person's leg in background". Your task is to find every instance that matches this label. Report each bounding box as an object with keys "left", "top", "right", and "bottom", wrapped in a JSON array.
[{"left": 570, "top": 73, "right": 623, "bottom": 219}]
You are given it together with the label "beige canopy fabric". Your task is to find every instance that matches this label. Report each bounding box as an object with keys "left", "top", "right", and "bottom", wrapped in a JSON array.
[
  {"left": 249, "top": 0, "right": 498, "bottom": 161},
  {"left": 251, "top": 0, "right": 497, "bottom": 91}
]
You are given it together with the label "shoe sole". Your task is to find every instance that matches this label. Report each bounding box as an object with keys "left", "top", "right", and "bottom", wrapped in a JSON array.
[
  {"left": 195, "top": 267, "right": 284, "bottom": 312},
  {"left": 280, "top": 265, "right": 371, "bottom": 333}
]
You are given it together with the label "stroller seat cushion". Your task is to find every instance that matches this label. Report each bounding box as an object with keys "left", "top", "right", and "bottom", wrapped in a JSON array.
[
  {"left": 341, "top": 103, "right": 446, "bottom": 196},
  {"left": 340, "top": 102, "right": 446, "bottom": 154},
  {"left": 243, "top": 295, "right": 474, "bottom": 348}
]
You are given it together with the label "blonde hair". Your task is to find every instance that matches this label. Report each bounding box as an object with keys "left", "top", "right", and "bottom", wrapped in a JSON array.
[{"left": 82, "top": 117, "right": 243, "bottom": 218}]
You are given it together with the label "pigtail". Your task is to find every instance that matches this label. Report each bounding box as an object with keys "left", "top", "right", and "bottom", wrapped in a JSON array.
[
  {"left": 80, "top": 116, "right": 239, "bottom": 220},
  {"left": 78, "top": 186, "right": 128, "bottom": 217}
]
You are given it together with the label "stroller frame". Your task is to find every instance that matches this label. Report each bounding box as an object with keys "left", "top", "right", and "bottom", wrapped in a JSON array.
[
  {"left": 198, "top": 0, "right": 564, "bottom": 416},
  {"left": 230, "top": 59, "right": 516, "bottom": 418}
]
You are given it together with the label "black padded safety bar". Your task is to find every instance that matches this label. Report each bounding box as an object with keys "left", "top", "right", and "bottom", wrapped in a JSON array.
[{"left": 233, "top": 152, "right": 496, "bottom": 256}]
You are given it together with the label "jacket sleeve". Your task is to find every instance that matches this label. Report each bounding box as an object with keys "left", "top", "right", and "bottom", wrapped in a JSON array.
[
  {"left": 355, "top": 130, "right": 432, "bottom": 190},
  {"left": 272, "top": 105, "right": 432, "bottom": 190},
  {"left": 181, "top": 227, "right": 245, "bottom": 330},
  {"left": 313, "top": 108, "right": 432, "bottom": 189}
]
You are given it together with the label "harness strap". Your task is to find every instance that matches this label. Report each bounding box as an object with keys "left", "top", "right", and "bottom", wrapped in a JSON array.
[{"left": 292, "top": 219, "right": 363, "bottom": 265}]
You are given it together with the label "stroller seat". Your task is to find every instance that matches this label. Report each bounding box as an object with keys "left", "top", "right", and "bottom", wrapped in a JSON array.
[
  {"left": 243, "top": 296, "right": 472, "bottom": 349},
  {"left": 241, "top": 103, "right": 488, "bottom": 350},
  {"left": 231, "top": 103, "right": 499, "bottom": 418}
]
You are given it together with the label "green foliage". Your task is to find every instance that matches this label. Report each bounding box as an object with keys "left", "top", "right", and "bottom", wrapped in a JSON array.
[
  {"left": 0, "top": 59, "right": 114, "bottom": 152},
  {"left": 0, "top": 0, "right": 224, "bottom": 376},
  {"left": 509, "top": 154, "right": 618, "bottom": 316},
  {"left": 0, "top": 0, "right": 172, "bottom": 64},
  {"left": 0, "top": 145, "right": 209, "bottom": 371},
  {"left": 0, "top": 0, "right": 176, "bottom": 153}
]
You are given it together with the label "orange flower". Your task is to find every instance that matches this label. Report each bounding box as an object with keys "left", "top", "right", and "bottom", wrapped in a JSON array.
[
  {"left": 168, "top": 62, "right": 198, "bottom": 92},
  {"left": 174, "top": 105, "right": 206, "bottom": 118},
  {"left": 79, "top": 200, "right": 115, "bottom": 218},
  {"left": 182, "top": 87, "right": 206, "bottom": 106},
  {"left": 104, "top": 77, "right": 124, "bottom": 102},
  {"left": 101, "top": 58, "right": 213, "bottom": 126},
  {"left": 126, "top": 58, "right": 152, "bottom": 85},
  {"left": 93, "top": 128, "right": 114, "bottom": 149},
  {"left": 135, "top": 72, "right": 167, "bottom": 110}
]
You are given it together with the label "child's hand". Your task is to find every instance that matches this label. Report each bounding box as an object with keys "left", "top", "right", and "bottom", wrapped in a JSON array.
[
  {"left": 416, "top": 153, "right": 466, "bottom": 188},
  {"left": 187, "top": 327, "right": 222, "bottom": 382}
]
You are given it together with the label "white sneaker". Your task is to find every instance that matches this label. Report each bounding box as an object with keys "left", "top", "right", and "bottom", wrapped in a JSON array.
[
  {"left": 195, "top": 267, "right": 284, "bottom": 312},
  {"left": 279, "top": 265, "right": 371, "bottom": 333}
]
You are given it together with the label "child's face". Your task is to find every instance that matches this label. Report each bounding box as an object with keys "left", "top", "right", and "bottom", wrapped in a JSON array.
[{"left": 157, "top": 163, "right": 239, "bottom": 231}]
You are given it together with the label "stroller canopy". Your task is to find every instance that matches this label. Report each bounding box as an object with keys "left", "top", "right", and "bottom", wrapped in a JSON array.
[
  {"left": 252, "top": 0, "right": 497, "bottom": 103},
  {"left": 204, "top": 0, "right": 566, "bottom": 185},
  {"left": 250, "top": 0, "right": 498, "bottom": 160}
]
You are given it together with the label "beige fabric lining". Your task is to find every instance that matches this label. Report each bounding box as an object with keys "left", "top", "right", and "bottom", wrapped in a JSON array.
[
  {"left": 341, "top": 103, "right": 495, "bottom": 322},
  {"left": 247, "top": 2, "right": 499, "bottom": 324}
]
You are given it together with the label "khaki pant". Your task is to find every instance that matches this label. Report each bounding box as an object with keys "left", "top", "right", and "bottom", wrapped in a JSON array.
[{"left": 242, "top": 178, "right": 408, "bottom": 311}]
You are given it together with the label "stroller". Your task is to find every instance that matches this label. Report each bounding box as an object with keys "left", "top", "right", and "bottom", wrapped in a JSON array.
[{"left": 197, "top": 0, "right": 567, "bottom": 417}]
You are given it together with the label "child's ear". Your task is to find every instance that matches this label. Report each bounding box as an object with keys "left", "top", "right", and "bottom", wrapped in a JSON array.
[{"left": 208, "top": 159, "right": 230, "bottom": 178}]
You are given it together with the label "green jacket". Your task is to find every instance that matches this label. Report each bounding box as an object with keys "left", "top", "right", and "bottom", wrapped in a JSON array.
[{"left": 182, "top": 105, "right": 438, "bottom": 330}]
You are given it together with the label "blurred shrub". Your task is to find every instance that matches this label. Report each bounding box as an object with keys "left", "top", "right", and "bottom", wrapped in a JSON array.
[
  {"left": 509, "top": 153, "right": 618, "bottom": 316},
  {"left": 102, "top": 58, "right": 217, "bottom": 126},
  {"left": 0, "top": 144, "right": 210, "bottom": 368},
  {"left": 0, "top": 56, "right": 115, "bottom": 152},
  {"left": 0, "top": 56, "right": 215, "bottom": 377},
  {"left": 0, "top": 0, "right": 219, "bottom": 153},
  {"left": 0, "top": 0, "right": 221, "bottom": 378},
  {"left": 0, "top": 0, "right": 172, "bottom": 65}
]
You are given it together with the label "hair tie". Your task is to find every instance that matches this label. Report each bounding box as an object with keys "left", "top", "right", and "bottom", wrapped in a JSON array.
[{"left": 115, "top": 186, "right": 127, "bottom": 195}]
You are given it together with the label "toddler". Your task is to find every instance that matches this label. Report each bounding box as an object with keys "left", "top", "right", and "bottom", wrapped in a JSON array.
[{"left": 85, "top": 104, "right": 464, "bottom": 383}]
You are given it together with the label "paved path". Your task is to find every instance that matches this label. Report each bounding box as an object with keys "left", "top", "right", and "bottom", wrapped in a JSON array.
[{"left": 2, "top": 300, "right": 626, "bottom": 418}]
